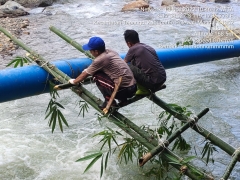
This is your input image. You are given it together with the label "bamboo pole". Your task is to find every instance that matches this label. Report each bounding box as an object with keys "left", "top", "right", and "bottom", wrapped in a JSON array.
[
  {"left": 0, "top": 26, "right": 217, "bottom": 179},
  {"left": 221, "top": 148, "right": 240, "bottom": 179},
  {"left": 139, "top": 108, "right": 209, "bottom": 167},
  {"left": 149, "top": 94, "right": 238, "bottom": 159},
  {"left": 49, "top": 26, "right": 95, "bottom": 59},
  {"left": 211, "top": 15, "right": 240, "bottom": 40}
]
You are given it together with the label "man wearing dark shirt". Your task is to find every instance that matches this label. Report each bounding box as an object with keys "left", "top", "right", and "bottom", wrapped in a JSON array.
[{"left": 124, "top": 30, "right": 166, "bottom": 95}]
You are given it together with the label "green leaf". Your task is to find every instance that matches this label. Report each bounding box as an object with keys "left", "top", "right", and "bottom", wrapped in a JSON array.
[
  {"left": 14, "top": 59, "right": 20, "bottom": 68},
  {"left": 55, "top": 102, "right": 65, "bottom": 109},
  {"left": 184, "top": 156, "right": 195, "bottom": 163},
  {"left": 51, "top": 110, "right": 57, "bottom": 133},
  {"left": 100, "top": 155, "right": 104, "bottom": 178},
  {"left": 84, "top": 153, "right": 102, "bottom": 173},
  {"left": 6, "top": 59, "right": 17, "bottom": 67},
  {"left": 58, "top": 111, "right": 63, "bottom": 132},
  {"left": 58, "top": 110, "right": 69, "bottom": 127},
  {"left": 105, "top": 152, "right": 109, "bottom": 170},
  {"left": 76, "top": 152, "right": 102, "bottom": 162}
]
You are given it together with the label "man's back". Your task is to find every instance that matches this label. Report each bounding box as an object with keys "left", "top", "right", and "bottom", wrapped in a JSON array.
[{"left": 125, "top": 43, "right": 166, "bottom": 85}]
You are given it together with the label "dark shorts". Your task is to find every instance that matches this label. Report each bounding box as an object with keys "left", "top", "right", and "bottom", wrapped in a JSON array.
[
  {"left": 93, "top": 71, "right": 136, "bottom": 101},
  {"left": 128, "top": 63, "right": 166, "bottom": 91}
]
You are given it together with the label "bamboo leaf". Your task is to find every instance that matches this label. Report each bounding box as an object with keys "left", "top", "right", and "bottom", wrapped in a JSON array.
[
  {"left": 6, "top": 59, "right": 17, "bottom": 67},
  {"left": 105, "top": 152, "right": 109, "bottom": 170},
  {"left": 58, "top": 110, "right": 69, "bottom": 127},
  {"left": 76, "top": 152, "right": 102, "bottom": 162},
  {"left": 51, "top": 110, "right": 57, "bottom": 133},
  {"left": 184, "top": 156, "right": 195, "bottom": 163},
  {"left": 20, "top": 58, "right": 23, "bottom": 66},
  {"left": 164, "top": 153, "right": 179, "bottom": 164},
  {"left": 55, "top": 102, "right": 65, "bottom": 109},
  {"left": 100, "top": 154, "right": 104, "bottom": 178},
  {"left": 57, "top": 111, "right": 63, "bottom": 132},
  {"left": 14, "top": 59, "right": 20, "bottom": 68},
  {"left": 83, "top": 154, "right": 102, "bottom": 173}
]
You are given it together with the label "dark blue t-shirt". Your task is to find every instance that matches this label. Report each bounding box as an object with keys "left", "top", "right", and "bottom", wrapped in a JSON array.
[{"left": 125, "top": 43, "right": 166, "bottom": 84}]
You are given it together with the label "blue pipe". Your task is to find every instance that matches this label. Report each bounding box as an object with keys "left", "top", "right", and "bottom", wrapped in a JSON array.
[
  {"left": 0, "top": 58, "right": 92, "bottom": 103},
  {"left": 0, "top": 40, "right": 240, "bottom": 103}
]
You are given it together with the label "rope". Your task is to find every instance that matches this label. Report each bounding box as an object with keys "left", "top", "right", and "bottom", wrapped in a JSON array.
[
  {"left": 155, "top": 129, "right": 167, "bottom": 154},
  {"left": 40, "top": 61, "right": 49, "bottom": 67}
]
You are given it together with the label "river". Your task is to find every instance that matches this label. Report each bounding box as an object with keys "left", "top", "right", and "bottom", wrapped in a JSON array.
[{"left": 0, "top": 0, "right": 240, "bottom": 179}]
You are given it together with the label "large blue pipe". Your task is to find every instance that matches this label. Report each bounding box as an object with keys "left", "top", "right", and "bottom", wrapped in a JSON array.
[{"left": 1, "top": 40, "right": 240, "bottom": 103}]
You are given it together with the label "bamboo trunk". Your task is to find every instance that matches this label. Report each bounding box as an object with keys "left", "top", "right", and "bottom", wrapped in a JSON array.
[
  {"left": 0, "top": 26, "right": 216, "bottom": 179},
  {"left": 139, "top": 108, "right": 209, "bottom": 167},
  {"left": 221, "top": 148, "right": 240, "bottom": 179},
  {"left": 49, "top": 26, "right": 94, "bottom": 59},
  {"left": 149, "top": 93, "right": 238, "bottom": 159}
]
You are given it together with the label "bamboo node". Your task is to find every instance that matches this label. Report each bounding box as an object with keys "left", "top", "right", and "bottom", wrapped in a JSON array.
[
  {"left": 232, "top": 147, "right": 240, "bottom": 157},
  {"left": 180, "top": 165, "right": 188, "bottom": 174},
  {"left": 206, "top": 132, "right": 212, "bottom": 140},
  {"left": 40, "top": 61, "right": 49, "bottom": 67}
]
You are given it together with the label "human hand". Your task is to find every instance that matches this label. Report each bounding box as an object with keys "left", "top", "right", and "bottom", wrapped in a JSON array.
[{"left": 68, "top": 79, "right": 76, "bottom": 84}]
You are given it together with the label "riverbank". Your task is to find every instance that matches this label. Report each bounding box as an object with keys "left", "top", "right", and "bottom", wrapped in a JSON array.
[{"left": 0, "top": 17, "right": 30, "bottom": 56}]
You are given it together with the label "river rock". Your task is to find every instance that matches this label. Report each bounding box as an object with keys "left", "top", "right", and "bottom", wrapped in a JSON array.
[
  {"left": 161, "top": 0, "right": 180, "bottom": 6},
  {"left": 0, "top": 1, "right": 25, "bottom": 10},
  {"left": 13, "top": 0, "right": 54, "bottom": 8},
  {"left": 0, "top": 0, "right": 7, "bottom": 5},
  {"left": 211, "top": 0, "right": 230, "bottom": 3},
  {"left": 0, "top": 1, "right": 29, "bottom": 18},
  {"left": 122, "top": 0, "right": 149, "bottom": 11}
]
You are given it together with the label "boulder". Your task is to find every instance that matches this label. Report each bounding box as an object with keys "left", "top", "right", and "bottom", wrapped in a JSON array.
[
  {"left": 161, "top": 0, "right": 180, "bottom": 6},
  {"left": 0, "top": 8, "right": 29, "bottom": 17},
  {"left": 0, "top": 0, "right": 7, "bottom": 5},
  {"left": 0, "top": 1, "right": 29, "bottom": 17},
  {"left": 210, "top": 0, "right": 230, "bottom": 3},
  {"left": 0, "top": 1, "right": 25, "bottom": 10},
  {"left": 122, "top": 0, "right": 149, "bottom": 11},
  {"left": 13, "top": 0, "right": 54, "bottom": 8}
]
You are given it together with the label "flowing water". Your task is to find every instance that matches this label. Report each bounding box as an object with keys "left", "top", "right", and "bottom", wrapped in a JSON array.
[{"left": 1, "top": 0, "right": 240, "bottom": 179}]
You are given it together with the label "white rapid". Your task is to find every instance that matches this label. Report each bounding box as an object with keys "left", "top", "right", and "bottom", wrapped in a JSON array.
[{"left": 0, "top": 0, "right": 240, "bottom": 179}]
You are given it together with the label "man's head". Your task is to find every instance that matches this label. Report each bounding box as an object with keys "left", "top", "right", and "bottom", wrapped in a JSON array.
[
  {"left": 83, "top": 37, "right": 106, "bottom": 57},
  {"left": 123, "top": 30, "right": 140, "bottom": 48}
]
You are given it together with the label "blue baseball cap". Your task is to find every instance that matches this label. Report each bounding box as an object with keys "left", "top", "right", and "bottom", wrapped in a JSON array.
[{"left": 82, "top": 37, "right": 105, "bottom": 51}]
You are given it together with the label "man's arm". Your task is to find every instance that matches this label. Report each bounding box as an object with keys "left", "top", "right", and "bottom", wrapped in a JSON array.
[{"left": 69, "top": 70, "right": 90, "bottom": 84}]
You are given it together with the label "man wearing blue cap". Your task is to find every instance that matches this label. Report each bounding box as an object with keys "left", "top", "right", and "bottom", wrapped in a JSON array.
[{"left": 68, "top": 37, "right": 137, "bottom": 109}]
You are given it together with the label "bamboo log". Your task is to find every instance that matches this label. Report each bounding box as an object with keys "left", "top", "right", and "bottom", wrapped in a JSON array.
[
  {"left": 139, "top": 108, "right": 209, "bottom": 167},
  {"left": 149, "top": 94, "right": 188, "bottom": 120},
  {"left": 211, "top": 15, "right": 240, "bottom": 40},
  {"left": 221, "top": 148, "right": 240, "bottom": 179},
  {"left": 0, "top": 26, "right": 217, "bottom": 179},
  {"left": 49, "top": 26, "right": 94, "bottom": 59},
  {"left": 149, "top": 93, "right": 238, "bottom": 159}
]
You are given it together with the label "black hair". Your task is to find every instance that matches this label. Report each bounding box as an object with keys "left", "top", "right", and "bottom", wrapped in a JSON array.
[
  {"left": 124, "top": 30, "right": 140, "bottom": 44},
  {"left": 93, "top": 45, "right": 106, "bottom": 53}
]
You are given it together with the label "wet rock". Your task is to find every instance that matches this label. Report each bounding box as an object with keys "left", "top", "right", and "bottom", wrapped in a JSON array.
[
  {"left": 0, "top": 0, "right": 7, "bottom": 5},
  {"left": 122, "top": 0, "right": 149, "bottom": 11},
  {"left": 0, "top": 8, "right": 29, "bottom": 18},
  {"left": 210, "top": 0, "right": 230, "bottom": 3},
  {"left": 14, "top": 0, "right": 54, "bottom": 8},
  {"left": 0, "top": 1, "right": 25, "bottom": 10},
  {"left": 0, "top": 1, "right": 29, "bottom": 18},
  {"left": 161, "top": 0, "right": 180, "bottom": 6}
]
